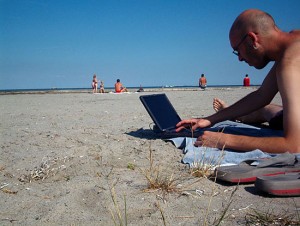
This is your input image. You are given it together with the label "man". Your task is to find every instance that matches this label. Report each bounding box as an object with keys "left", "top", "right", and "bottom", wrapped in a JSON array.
[
  {"left": 114, "top": 79, "right": 128, "bottom": 93},
  {"left": 199, "top": 74, "right": 207, "bottom": 89},
  {"left": 176, "top": 9, "right": 300, "bottom": 154}
]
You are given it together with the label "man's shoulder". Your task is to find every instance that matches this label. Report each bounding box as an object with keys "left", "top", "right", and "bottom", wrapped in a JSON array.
[
  {"left": 283, "top": 36, "right": 300, "bottom": 61},
  {"left": 288, "top": 31, "right": 300, "bottom": 47}
]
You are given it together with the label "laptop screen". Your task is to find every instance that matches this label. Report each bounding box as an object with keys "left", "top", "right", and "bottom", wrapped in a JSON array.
[{"left": 140, "top": 94, "right": 181, "bottom": 131}]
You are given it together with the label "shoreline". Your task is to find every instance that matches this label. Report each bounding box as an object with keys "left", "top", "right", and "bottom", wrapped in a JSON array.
[{"left": 0, "top": 86, "right": 260, "bottom": 95}]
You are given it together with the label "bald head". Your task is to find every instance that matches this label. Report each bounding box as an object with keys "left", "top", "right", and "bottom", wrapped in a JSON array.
[{"left": 230, "top": 9, "right": 277, "bottom": 39}]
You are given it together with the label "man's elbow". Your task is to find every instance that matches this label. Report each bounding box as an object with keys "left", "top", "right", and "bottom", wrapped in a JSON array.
[
  {"left": 289, "top": 146, "right": 300, "bottom": 154},
  {"left": 286, "top": 139, "right": 300, "bottom": 153}
]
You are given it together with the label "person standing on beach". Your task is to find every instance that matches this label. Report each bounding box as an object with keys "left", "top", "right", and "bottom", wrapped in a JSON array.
[
  {"left": 199, "top": 74, "right": 207, "bottom": 89},
  {"left": 176, "top": 9, "right": 300, "bottom": 154},
  {"left": 114, "top": 79, "right": 128, "bottom": 93},
  {"left": 243, "top": 74, "right": 250, "bottom": 86},
  {"left": 92, "top": 74, "right": 98, "bottom": 93}
]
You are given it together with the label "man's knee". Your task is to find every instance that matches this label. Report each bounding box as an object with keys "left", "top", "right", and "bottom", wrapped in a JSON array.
[{"left": 264, "top": 104, "right": 283, "bottom": 122}]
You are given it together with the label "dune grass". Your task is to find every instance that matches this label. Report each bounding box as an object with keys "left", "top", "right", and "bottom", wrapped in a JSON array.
[
  {"left": 139, "top": 145, "right": 183, "bottom": 194},
  {"left": 244, "top": 201, "right": 300, "bottom": 226}
]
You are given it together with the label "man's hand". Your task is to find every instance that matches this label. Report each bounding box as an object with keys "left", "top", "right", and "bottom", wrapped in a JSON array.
[
  {"left": 176, "top": 118, "right": 211, "bottom": 132},
  {"left": 194, "top": 131, "right": 227, "bottom": 149}
]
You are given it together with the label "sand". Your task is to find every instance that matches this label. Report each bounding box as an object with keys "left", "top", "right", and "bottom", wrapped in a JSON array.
[{"left": 0, "top": 87, "right": 299, "bottom": 225}]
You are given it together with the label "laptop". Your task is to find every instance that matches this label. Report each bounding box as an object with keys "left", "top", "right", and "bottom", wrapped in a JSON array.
[{"left": 139, "top": 93, "right": 202, "bottom": 137}]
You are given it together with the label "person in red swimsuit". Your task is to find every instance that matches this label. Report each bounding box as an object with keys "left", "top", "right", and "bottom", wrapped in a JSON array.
[{"left": 243, "top": 74, "right": 250, "bottom": 86}]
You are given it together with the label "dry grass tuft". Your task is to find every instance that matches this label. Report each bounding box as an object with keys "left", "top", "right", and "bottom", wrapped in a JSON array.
[
  {"left": 140, "top": 145, "right": 182, "bottom": 194},
  {"left": 189, "top": 146, "right": 225, "bottom": 179},
  {"left": 244, "top": 205, "right": 300, "bottom": 226},
  {"left": 187, "top": 127, "right": 226, "bottom": 178},
  {"left": 189, "top": 162, "right": 215, "bottom": 178},
  {"left": 18, "top": 156, "right": 70, "bottom": 183}
]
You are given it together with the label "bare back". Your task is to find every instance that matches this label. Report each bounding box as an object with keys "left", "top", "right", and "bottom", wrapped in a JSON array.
[{"left": 115, "top": 82, "right": 122, "bottom": 92}]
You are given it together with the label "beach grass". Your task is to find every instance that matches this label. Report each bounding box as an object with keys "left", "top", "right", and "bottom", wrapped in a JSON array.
[
  {"left": 139, "top": 144, "right": 182, "bottom": 194},
  {"left": 244, "top": 203, "right": 300, "bottom": 225}
]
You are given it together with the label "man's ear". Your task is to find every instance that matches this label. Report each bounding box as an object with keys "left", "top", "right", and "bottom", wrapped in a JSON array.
[{"left": 247, "top": 32, "right": 259, "bottom": 48}]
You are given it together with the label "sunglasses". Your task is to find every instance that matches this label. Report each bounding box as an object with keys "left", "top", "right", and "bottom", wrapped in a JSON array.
[{"left": 232, "top": 34, "right": 248, "bottom": 56}]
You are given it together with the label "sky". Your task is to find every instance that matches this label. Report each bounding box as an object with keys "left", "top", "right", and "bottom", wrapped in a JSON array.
[{"left": 0, "top": 0, "right": 300, "bottom": 90}]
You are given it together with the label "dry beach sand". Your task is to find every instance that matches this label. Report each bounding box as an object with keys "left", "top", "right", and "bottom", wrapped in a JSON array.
[{"left": 1, "top": 87, "right": 299, "bottom": 225}]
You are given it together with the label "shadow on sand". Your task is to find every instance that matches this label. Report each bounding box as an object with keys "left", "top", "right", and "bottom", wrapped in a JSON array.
[{"left": 126, "top": 128, "right": 162, "bottom": 140}]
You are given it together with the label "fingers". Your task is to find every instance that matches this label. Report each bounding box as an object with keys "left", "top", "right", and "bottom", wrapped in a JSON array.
[
  {"left": 193, "top": 132, "right": 225, "bottom": 148},
  {"left": 176, "top": 119, "right": 192, "bottom": 127},
  {"left": 194, "top": 137, "right": 203, "bottom": 147},
  {"left": 176, "top": 118, "right": 211, "bottom": 132},
  {"left": 192, "top": 124, "right": 200, "bottom": 131},
  {"left": 175, "top": 124, "right": 193, "bottom": 132},
  {"left": 175, "top": 126, "right": 185, "bottom": 132},
  {"left": 194, "top": 134, "right": 207, "bottom": 147},
  {"left": 175, "top": 119, "right": 194, "bottom": 132}
]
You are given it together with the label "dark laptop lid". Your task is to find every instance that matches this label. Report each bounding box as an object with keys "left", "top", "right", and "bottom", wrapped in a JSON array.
[{"left": 139, "top": 93, "right": 181, "bottom": 131}]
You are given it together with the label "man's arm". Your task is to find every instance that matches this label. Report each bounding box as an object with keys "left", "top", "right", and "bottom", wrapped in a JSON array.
[{"left": 197, "top": 132, "right": 290, "bottom": 153}]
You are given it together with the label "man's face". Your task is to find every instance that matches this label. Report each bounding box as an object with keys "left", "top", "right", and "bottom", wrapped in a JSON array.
[{"left": 231, "top": 33, "right": 269, "bottom": 69}]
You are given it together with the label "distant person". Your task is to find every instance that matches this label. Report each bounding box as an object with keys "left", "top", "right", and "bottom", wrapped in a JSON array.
[
  {"left": 99, "top": 80, "right": 105, "bottom": 93},
  {"left": 243, "top": 74, "right": 250, "bottom": 86},
  {"left": 176, "top": 9, "right": 300, "bottom": 154},
  {"left": 114, "top": 79, "right": 128, "bottom": 93},
  {"left": 199, "top": 74, "right": 207, "bottom": 89},
  {"left": 91, "top": 74, "right": 98, "bottom": 93},
  {"left": 137, "top": 85, "right": 144, "bottom": 92}
]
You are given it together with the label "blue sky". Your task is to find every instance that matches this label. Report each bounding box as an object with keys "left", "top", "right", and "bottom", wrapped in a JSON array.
[{"left": 1, "top": 0, "right": 299, "bottom": 89}]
